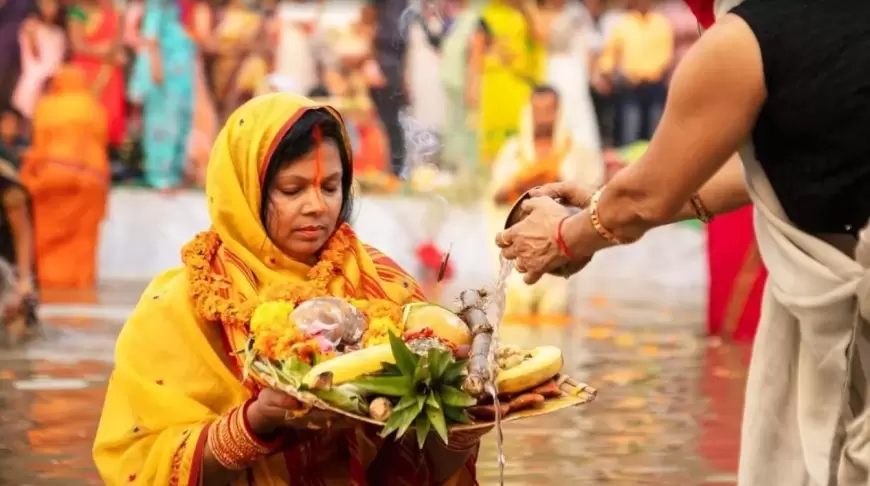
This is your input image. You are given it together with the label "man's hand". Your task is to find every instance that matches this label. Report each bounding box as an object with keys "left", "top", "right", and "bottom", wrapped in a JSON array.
[
  {"left": 496, "top": 197, "right": 573, "bottom": 284},
  {"left": 528, "top": 182, "right": 593, "bottom": 208}
]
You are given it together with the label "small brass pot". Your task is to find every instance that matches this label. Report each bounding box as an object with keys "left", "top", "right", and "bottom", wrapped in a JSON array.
[{"left": 502, "top": 190, "right": 582, "bottom": 278}]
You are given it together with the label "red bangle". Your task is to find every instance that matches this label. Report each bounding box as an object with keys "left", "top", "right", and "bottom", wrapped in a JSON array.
[{"left": 556, "top": 216, "right": 575, "bottom": 259}]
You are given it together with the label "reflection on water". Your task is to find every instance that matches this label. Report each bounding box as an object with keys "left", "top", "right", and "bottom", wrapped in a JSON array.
[{"left": 0, "top": 290, "right": 747, "bottom": 485}]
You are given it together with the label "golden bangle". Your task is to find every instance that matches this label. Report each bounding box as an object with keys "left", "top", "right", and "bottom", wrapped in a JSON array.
[
  {"left": 207, "top": 406, "right": 270, "bottom": 470},
  {"left": 588, "top": 189, "right": 633, "bottom": 245},
  {"left": 689, "top": 193, "right": 714, "bottom": 223}
]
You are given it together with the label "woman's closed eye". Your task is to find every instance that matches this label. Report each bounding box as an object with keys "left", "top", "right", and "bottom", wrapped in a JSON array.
[
  {"left": 320, "top": 183, "right": 340, "bottom": 194},
  {"left": 279, "top": 186, "right": 303, "bottom": 196},
  {"left": 278, "top": 184, "right": 339, "bottom": 197}
]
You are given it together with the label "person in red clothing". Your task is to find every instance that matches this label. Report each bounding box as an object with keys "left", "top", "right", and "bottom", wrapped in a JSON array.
[{"left": 67, "top": 0, "right": 127, "bottom": 154}]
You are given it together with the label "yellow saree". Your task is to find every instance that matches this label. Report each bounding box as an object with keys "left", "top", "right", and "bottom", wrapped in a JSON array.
[
  {"left": 478, "top": 0, "right": 545, "bottom": 164},
  {"left": 93, "top": 94, "right": 477, "bottom": 485}
]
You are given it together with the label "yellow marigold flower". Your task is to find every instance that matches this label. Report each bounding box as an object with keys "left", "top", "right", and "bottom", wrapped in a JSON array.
[
  {"left": 369, "top": 316, "right": 395, "bottom": 333},
  {"left": 250, "top": 301, "right": 296, "bottom": 335},
  {"left": 364, "top": 333, "right": 390, "bottom": 347},
  {"left": 362, "top": 316, "right": 404, "bottom": 348}
]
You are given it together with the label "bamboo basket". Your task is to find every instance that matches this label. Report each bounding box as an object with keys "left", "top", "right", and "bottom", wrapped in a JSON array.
[{"left": 250, "top": 363, "right": 597, "bottom": 433}]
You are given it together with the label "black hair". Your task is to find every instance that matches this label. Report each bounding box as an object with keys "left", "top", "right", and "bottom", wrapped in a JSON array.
[
  {"left": 259, "top": 109, "right": 355, "bottom": 228},
  {"left": 532, "top": 84, "right": 560, "bottom": 101}
]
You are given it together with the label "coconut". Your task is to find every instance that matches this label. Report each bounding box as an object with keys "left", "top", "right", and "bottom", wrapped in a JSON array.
[{"left": 401, "top": 303, "right": 472, "bottom": 348}]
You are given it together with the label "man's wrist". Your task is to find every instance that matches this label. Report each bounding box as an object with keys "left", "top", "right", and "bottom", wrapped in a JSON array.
[
  {"left": 559, "top": 212, "right": 586, "bottom": 258},
  {"left": 561, "top": 210, "right": 609, "bottom": 259}
]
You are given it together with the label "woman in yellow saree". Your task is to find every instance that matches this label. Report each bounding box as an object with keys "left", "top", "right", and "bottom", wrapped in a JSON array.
[
  {"left": 93, "top": 94, "right": 482, "bottom": 485},
  {"left": 477, "top": 0, "right": 546, "bottom": 164}
]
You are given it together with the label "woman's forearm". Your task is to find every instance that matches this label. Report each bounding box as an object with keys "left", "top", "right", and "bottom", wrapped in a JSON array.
[
  {"left": 200, "top": 446, "right": 244, "bottom": 485},
  {"left": 199, "top": 404, "right": 287, "bottom": 485}
]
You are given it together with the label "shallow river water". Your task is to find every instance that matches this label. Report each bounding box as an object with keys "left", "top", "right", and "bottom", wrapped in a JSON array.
[{"left": 0, "top": 284, "right": 746, "bottom": 485}]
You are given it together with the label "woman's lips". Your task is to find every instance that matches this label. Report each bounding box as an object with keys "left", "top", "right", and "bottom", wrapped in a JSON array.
[{"left": 294, "top": 226, "right": 325, "bottom": 240}]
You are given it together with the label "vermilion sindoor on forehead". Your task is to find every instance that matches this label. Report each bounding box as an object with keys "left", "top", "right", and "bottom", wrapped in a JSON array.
[{"left": 312, "top": 123, "right": 326, "bottom": 209}]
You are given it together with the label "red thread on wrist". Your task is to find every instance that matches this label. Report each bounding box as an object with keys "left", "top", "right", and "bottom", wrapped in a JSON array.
[{"left": 556, "top": 216, "right": 575, "bottom": 259}]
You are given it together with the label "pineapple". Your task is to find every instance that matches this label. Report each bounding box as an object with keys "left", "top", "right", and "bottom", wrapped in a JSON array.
[{"left": 351, "top": 332, "right": 477, "bottom": 448}]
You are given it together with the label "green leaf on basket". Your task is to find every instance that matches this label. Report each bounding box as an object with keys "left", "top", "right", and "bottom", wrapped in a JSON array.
[
  {"left": 426, "top": 404, "right": 449, "bottom": 444},
  {"left": 442, "top": 359, "right": 468, "bottom": 383},
  {"left": 350, "top": 375, "right": 413, "bottom": 397},
  {"left": 389, "top": 332, "right": 419, "bottom": 377},
  {"left": 313, "top": 386, "right": 369, "bottom": 415},
  {"left": 443, "top": 406, "right": 472, "bottom": 424},
  {"left": 440, "top": 385, "right": 477, "bottom": 408},
  {"left": 415, "top": 415, "right": 431, "bottom": 449},
  {"left": 280, "top": 356, "right": 312, "bottom": 385}
]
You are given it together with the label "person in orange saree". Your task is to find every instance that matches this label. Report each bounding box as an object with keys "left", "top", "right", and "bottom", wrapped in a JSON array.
[
  {"left": 67, "top": 0, "right": 127, "bottom": 155},
  {"left": 19, "top": 65, "right": 110, "bottom": 290},
  {"left": 92, "top": 94, "right": 483, "bottom": 485}
]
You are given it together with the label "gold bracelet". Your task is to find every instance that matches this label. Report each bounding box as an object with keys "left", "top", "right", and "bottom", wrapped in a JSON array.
[
  {"left": 689, "top": 193, "right": 714, "bottom": 223},
  {"left": 588, "top": 188, "right": 634, "bottom": 245}
]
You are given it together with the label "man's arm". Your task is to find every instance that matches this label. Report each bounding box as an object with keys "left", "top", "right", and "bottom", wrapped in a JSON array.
[{"left": 560, "top": 14, "right": 765, "bottom": 254}]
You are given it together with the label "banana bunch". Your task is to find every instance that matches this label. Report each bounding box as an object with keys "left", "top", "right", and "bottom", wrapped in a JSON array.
[
  {"left": 302, "top": 344, "right": 396, "bottom": 388},
  {"left": 495, "top": 345, "right": 564, "bottom": 395}
]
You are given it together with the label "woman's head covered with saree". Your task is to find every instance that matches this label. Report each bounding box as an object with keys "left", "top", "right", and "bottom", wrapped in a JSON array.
[{"left": 93, "top": 94, "right": 435, "bottom": 486}]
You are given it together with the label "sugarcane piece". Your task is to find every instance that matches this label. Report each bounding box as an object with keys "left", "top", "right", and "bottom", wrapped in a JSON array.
[{"left": 457, "top": 289, "right": 494, "bottom": 398}]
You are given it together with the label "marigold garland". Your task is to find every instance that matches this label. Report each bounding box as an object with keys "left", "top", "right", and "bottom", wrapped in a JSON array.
[
  {"left": 182, "top": 225, "right": 354, "bottom": 329},
  {"left": 181, "top": 224, "right": 406, "bottom": 359}
]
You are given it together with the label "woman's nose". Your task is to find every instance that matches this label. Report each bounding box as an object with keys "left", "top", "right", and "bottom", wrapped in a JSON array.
[{"left": 302, "top": 187, "right": 327, "bottom": 214}]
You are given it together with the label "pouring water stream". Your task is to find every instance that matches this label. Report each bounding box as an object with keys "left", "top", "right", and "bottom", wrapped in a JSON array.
[{"left": 486, "top": 255, "right": 514, "bottom": 486}]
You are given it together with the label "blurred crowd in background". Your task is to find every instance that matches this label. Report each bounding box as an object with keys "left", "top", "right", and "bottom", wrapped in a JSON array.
[
  {"left": 0, "top": 0, "right": 700, "bottom": 192},
  {"left": 0, "top": 0, "right": 703, "bottom": 328}
]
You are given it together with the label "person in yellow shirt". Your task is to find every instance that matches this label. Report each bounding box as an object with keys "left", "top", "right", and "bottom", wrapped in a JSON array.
[{"left": 594, "top": 0, "right": 674, "bottom": 146}]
